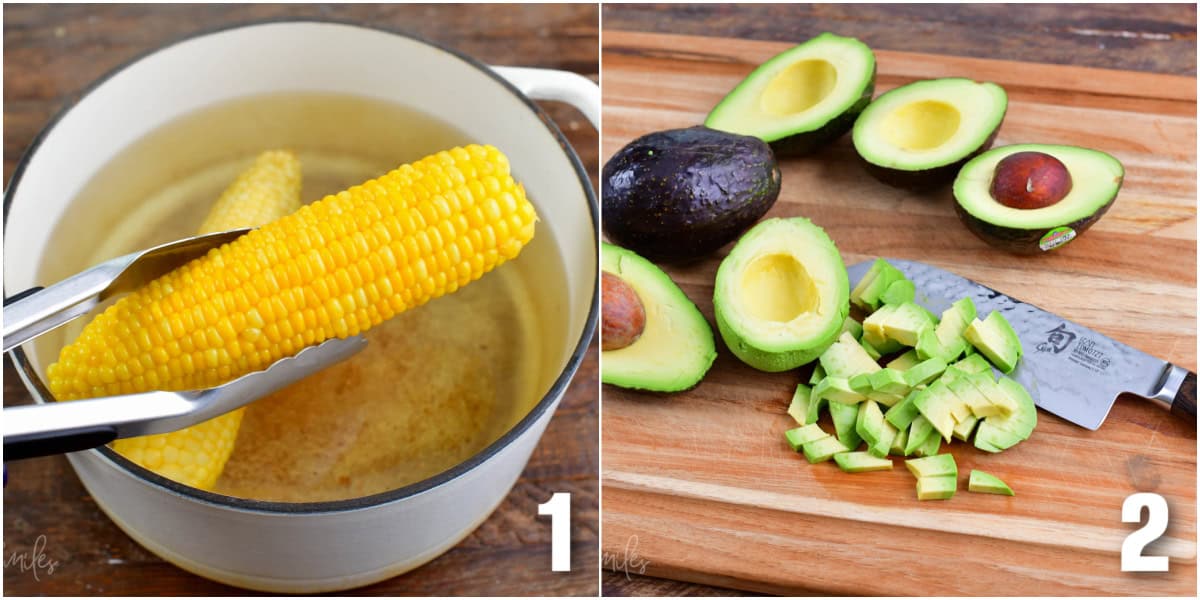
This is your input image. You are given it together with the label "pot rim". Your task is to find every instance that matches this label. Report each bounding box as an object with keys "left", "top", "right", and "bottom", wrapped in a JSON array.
[{"left": 2, "top": 17, "right": 599, "bottom": 515}]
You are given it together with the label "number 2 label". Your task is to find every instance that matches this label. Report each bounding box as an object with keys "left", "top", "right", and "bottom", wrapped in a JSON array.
[{"left": 1121, "top": 492, "right": 1169, "bottom": 572}]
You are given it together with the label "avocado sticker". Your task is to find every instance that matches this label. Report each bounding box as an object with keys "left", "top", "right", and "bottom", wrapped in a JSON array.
[{"left": 1038, "top": 226, "right": 1076, "bottom": 251}]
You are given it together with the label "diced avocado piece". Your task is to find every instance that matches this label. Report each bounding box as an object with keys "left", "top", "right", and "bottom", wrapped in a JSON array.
[
  {"left": 905, "top": 453, "right": 958, "bottom": 478},
  {"left": 858, "top": 336, "right": 883, "bottom": 361},
  {"left": 912, "top": 429, "right": 943, "bottom": 456},
  {"left": 904, "top": 415, "right": 935, "bottom": 455},
  {"left": 886, "top": 349, "right": 921, "bottom": 372},
  {"left": 828, "top": 400, "right": 864, "bottom": 451},
  {"left": 868, "top": 368, "right": 910, "bottom": 396},
  {"left": 852, "top": 260, "right": 906, "bottom": 311},
  {"left": 788, "top": 383, "right": 813, "bottom": 425},
  {"left": 968, "top": 371, "right": 1018, "bottom": 417},
  {"left": 948, "top": 374, "right": 1004, "bottom": 419},
  {"left": 841, "top": 316, "right": 864, "bottom": 340},
  {"left": 849, "top": 373, "right": 875, "bottom": 395},
  {"left": 866, "top": 389, "right": 905, "bottom": 407},
  {"left": 948, "top": 393, "right": 973, "bottom": 424},
  {"left": 862, "top": 303, "right": 897, "bottom": 337},
  {"left": 869, "top": 418, "right": 899, "bottom": 458},
  {"left": 881, "top": 302, "right": 936, "bottom": 347},
  {"left": 914, "top": 381, "right": 958, "bottom": 442},
  {"left": 834, "top": 451, "right": 893, "bottom": 473},
  {"left": 916, "top": 297, "right": 977, "bottom": 362},
  {"left": 916, "top": 475, "right": 957, "bottom": 501},
  {"left": 802, "top": 435, "right": 849, "bottom": 463},
  {"left": 952, "top": 413, "right": 979, "bottom": 441},
  {"left": 952, "top": 352, "right": 992, "bottom": 374},
  {"left": 889, "top": 426, "right": 909, "bottom": 456},
  {"left": 806, "top": 392, "right": 828, "bottom": 425},
  {"left": 885, "top": 389, "right": 923, "bottom": 430},
  {"left": 809, "top": 363, "right": 827, "bottom": 386},
  {"left": 968, "top": 470, "right": 1015, "bottom": 495},
  {"left": 815, "top": 376, "right": 868, "bottom": 405},
  {"left": 855, "top": 400, "right": 887, "bottom": 447},
  {"left": 903, "top": 357, "right": 947, "bottom": 387},
  {"left": 862, "top": 328, "right": 905, "bottom": 355},
  {"left": 849, "top": 259, "right": 888, "bottom": 308},
  {"left": 880, "top": 279, "right": 915, "bottom": 306},
  {"left": 785, "top": 424, "right": 830, "bottom": 451},
  {"left": 964, "top": 312, "right": 1023, "bottom": 374},
  {"left": 974, "top": 376, "right": 1037, "bottom": 453},
  {"left": 819, "top": 332, "right": 882, "bottom": 378}
]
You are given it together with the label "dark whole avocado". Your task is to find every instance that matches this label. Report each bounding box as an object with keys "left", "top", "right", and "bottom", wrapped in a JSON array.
[
  {"left": 952, "top": 143, "right": 1124, "bottom": 254},
  {"left": 602, "top": 126, "right": 781, "bottom": 263}
]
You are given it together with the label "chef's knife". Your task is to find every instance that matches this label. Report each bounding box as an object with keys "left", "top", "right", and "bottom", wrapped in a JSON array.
[{"left": 847, "top": 259, "right": 1196, "bottom": 430}]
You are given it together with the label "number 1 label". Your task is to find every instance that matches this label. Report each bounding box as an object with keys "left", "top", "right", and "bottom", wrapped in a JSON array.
[
  {"left": 538, "top": 492, "right": 571, "bottom": 572},
  {"left": 1121, "top": 492, "right": 1169, "bottom": 572}
]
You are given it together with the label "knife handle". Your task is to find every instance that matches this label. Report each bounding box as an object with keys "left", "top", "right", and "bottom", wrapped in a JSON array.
[{"left": 1171, "top": 370, "right": 1196, "bottom": 424}]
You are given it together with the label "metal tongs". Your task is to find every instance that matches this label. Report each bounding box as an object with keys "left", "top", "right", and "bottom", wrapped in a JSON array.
[{"left": 3, "top": 229, "right": 366, "bottom": 460}]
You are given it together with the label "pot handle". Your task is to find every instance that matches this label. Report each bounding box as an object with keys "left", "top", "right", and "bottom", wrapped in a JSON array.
[{"left": 491, "top": 66, "right": 599, "bottom": 130}]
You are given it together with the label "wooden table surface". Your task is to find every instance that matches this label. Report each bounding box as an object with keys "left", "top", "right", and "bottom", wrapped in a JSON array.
[
  {"left": 600, "top": 3, "right": 1196, "bottom": 596},
  {"left": 2, "top": 4, "right": 598, "bottom": 596}
]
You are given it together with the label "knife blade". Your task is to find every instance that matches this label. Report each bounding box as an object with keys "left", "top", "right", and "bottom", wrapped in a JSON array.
[{"left": 847, "top": 259, "right": 1193, "bottom": 430}]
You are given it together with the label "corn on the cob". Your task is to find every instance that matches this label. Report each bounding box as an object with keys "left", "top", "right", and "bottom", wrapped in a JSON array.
[
  {"left": 47, "top": 144, "right": 537, "bottom": 488},
  {"left": 106, "top": 150, "right": 302, "bottom": 488}
]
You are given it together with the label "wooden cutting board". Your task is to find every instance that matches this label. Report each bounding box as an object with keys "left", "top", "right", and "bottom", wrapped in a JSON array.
[{"left": 601, "top": 31, "right": 1197, "bottom": 596}]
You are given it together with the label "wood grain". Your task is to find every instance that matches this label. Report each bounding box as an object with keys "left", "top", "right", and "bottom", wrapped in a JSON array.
[
  {"left": 2, "top": 4, "right": 598, "bottom": 596},
  {"left": 601, "top": 3, "right": 1198, "bottom": 76},
  {"left": 601, "top": 29, "right": 1196, "bottom": 597}
]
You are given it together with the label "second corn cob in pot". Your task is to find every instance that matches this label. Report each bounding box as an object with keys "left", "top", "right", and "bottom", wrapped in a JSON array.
[
  {"left": 106, "top": 149, "right": 303, "bottom": 490},
  {"left": 47, "top": 144, "right": 539, "bottom": 490}
]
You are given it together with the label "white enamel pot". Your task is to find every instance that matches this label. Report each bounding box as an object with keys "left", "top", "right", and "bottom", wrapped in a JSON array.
[{"left": 3, "top": 21, "right": 598, "bottom": 593}]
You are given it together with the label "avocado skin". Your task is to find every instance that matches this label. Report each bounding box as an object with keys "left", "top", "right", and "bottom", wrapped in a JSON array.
[
  {"left": 954, "top": 194, "right": 1117, "bottom": 255},
  {"left": 602, "top": 126, "right": 781, "bottom": 263},
  {"left": 768, "top": 66, "right": 876, "bottom": 157},
  {"left": 860, "top": 127, "right": 1001, "bottom": 191}
]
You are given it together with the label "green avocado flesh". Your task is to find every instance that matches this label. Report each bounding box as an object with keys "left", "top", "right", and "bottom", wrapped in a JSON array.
[
  {"left": 974, "top": 376, "right": 1037, "bottom": 452},
  {"left": 968, "top": 470, "right": 1015, "bottom": 495},
  {"left": 775, "top": 258, "right": 1039, "bottom": 502},
  {"left": 786, "top": 423, "right": 830, "bottom": 451},
  {"left": 953, "top": 144, "right": 1124, "bottom": 254},
  {"left": 706, "top": 32, "right": 876, "bottom": 155},
  {"left": 916, "top": 475, "right": 957, "bottom": 500},
  {"left": 964, "top": 312, "right": 1022, "bottom": 374},
  {"left": 715, "top": 218, "right": 850, "bottom": 372},
  {"left": 803, "top": 435, "right": 849, "bottom": 463},
  {"left": 601, "top": 243, "right": 716, "bottom": 391},
  {"left": 835, "top": 451, "right": 893, "bottom": 473},
  {"left": 788, "top": 384, "right": 814, "bottom": 424},
  {"left": 905, "top": 453, "right": 957, "bottom": 478},
  {"left": 853, "top": 78, "right": 1007, "bottom": 189}
]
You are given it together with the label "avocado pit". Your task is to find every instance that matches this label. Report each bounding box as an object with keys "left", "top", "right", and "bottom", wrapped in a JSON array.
[
  {"left": 602, "top": 271, "right": 646, "bottom": 351},
  {"left": 989, "top": 151, "right": 1072, "bottom": 210}
]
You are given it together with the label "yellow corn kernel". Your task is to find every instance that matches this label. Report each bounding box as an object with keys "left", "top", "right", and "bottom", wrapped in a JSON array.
[
  {"left": 103, "top": 150, "right": 301, "bottom": 489},
  {"left": 46, "top": 145, "right": 537, "bottom": 489},
  {"left": 197, "top": 150, "right": 303, "bottom": 235}
]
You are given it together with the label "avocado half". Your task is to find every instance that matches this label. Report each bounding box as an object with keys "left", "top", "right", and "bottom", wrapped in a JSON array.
[
  {"left": 953, "top": 144, "right": 1124, "bottom": 254},
  {"left": 852, "top": 78, "right": 1007, "bottom": 189},
  {"left": 705, "top": 32, "right": 876, "bottom": 156},
  {"left": 601, "top": 243, "right": 717, "bottom": 392},
  {"left": 602, "top": 126, "right": 781, "bottom": 264},
  {"left": 713, "top": 217, "right": 850, "bottom": 372}
]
